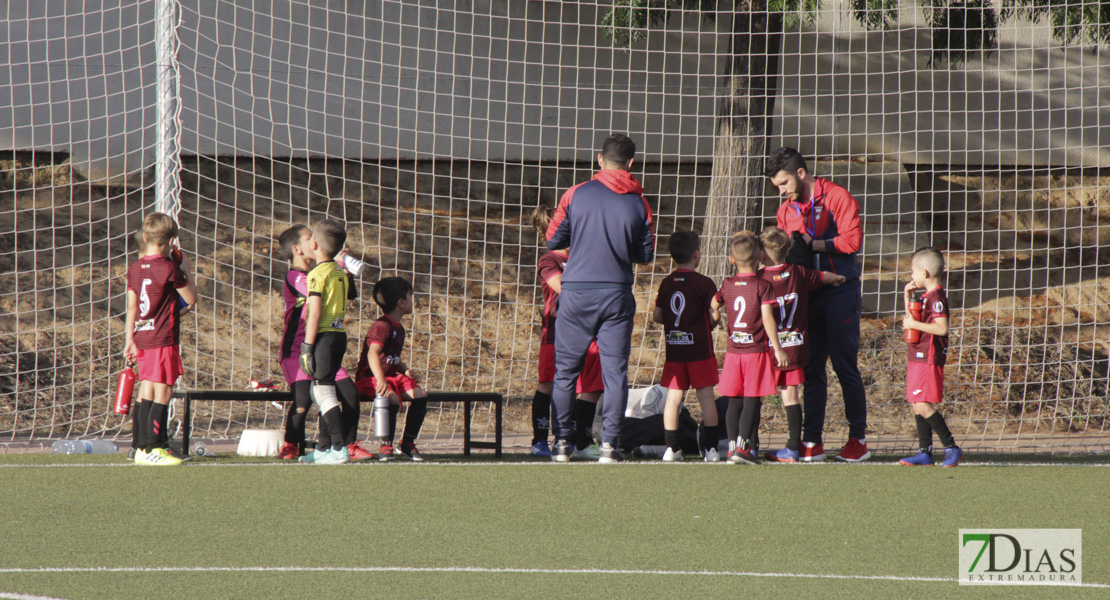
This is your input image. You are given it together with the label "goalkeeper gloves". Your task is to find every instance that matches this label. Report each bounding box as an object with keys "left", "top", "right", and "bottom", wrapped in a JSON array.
[{"left": 299, "top": 343, "right": 315, "bottom": 376}]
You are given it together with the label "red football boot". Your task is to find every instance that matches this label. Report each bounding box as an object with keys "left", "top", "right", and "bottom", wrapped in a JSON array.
[
  {"left": 277, "top": 442, "right": 300, "bottom": 460},
  {"left": 347, "top": 442, "right": 375, "bottom": 462}
]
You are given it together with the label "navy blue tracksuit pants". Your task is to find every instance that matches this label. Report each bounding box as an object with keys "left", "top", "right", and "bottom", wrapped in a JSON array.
[
  {"left": 802, "top": 278, "right": 868, "bottom": 443},
  {"left": 552, "top": 287, "right": 636, "bottom": 445}
]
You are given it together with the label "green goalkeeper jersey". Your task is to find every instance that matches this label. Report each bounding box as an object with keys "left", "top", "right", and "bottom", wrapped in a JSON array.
[{"left": 306, "top": 260, "right": 350, "bottom": 333}]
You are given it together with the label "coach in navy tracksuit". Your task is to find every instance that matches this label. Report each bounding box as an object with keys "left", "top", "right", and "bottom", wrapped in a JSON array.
[
  {"left": 545, "top": 134, "right": 655, "bottom": 463},
  {"left": 766, "top": 147, "right": 871, "bottom": 463}
]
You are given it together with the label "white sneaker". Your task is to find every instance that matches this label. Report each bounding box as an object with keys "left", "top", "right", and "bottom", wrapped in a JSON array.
[
  {"left": 662, "top": 447, "right": 683, "bottom": 462},
  {"left": 572, "top": 443, "right": 601, "bottom": 461},
  {"left": 314, "top": 447, "right": 350, "bottom": 465},
  {"left": 703, "top": 447, "right": 720, "bottom": 463}
]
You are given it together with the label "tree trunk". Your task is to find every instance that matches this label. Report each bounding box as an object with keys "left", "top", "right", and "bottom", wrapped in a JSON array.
[{"left": 702, "top": 1, "right": 782, "bottom": 279}]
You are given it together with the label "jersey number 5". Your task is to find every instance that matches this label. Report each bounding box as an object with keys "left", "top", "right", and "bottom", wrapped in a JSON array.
[{"left": 138, "top": 278, "right": 153, "bottom": 317}]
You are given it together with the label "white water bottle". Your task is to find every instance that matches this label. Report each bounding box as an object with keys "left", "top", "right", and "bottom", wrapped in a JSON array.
[
  {"left": 51, "top": 440, "right": 118, "bottom": 454},
  {"left": 373, "top": 395, "right": 391, "bottom": 438},
  {"left": 342, "top": 254, "right": 365, "bottom": 276}
]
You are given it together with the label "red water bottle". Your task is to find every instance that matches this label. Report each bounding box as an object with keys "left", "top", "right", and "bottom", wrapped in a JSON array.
[
  {"left": 905, "top": 289, "right": 923, "bottom": 344},
  {"left": 114, "top": 363, "right": 137, "bottom": 415}
]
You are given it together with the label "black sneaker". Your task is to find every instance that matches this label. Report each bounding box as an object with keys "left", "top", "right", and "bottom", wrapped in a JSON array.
[
  {"left": 165, "top": 446, "right": 193, "bottom": 462},
  {"left": 552, "top": 439, "right": 572, "bottom": 463},
  {"left": 598, "top": 443, "right": 624, "bottom": 464},
  {"left": 126, "top": 447, "right": 137, "bottom": 461},
  {"left": 399, "top": 441, "right": 424, "bottom": 462}
]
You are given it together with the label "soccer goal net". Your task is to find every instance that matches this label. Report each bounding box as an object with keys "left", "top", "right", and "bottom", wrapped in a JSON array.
[{"left": 1, "top": 0, "right": 1107, "bottom": 453}]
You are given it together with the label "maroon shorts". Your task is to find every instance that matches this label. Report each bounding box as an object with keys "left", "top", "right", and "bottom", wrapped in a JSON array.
[
  {"left": 718, "top": 351, "right": 776, "bottom": 397},
  {"left": 660, "top": 358, "right": 719, "bottom": 391},
  {"left": 538, "top": 342, "right": 603, "bottom": 393},
  {"left": 136, "top": 345, "right": 183, "bottom": 386},
  {"left": 774, "top": 367, "right": 805, "bottom": 389},
  {"left": 907, "top": 362, "right": 944, "bottom": 403},
  {"left": 357, "top": 372, "right": 420, "bottom": 399}
]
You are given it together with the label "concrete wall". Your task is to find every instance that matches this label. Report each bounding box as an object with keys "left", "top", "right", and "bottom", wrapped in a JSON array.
[{"left": 1, "top": 0, "right": 1107, "bottom": 177}]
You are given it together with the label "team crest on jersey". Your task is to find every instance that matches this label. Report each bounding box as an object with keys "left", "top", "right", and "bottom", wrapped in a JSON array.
[
  {"left": 933, "top": 301, "right": 944, "bottom": 313},
  {"left": 666, "top": 330, "right": 694, "bottom": 346},
  {"left": 778, "top": 331, "right": 803, "bottom": 347},
  {"left": 730, "top": 332, "right": 754, "bottom": 345}
]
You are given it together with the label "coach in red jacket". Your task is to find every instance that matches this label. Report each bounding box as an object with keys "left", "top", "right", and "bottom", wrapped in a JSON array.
[
  {"left": 766, "top": 147, "right": 870, "bottom": 463},
  {"left": 545, "top": 134, "right": 655, "bottom": 463}
]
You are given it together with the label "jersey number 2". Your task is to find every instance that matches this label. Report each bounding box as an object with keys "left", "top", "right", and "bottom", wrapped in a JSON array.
[{"left": 732, "top": 296, "right": 748, "bottom": 329}]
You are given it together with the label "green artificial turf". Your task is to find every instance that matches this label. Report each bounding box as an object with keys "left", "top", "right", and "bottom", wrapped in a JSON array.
[{"left": 0, "top": 454, "right": 1106, "bottom": 599}]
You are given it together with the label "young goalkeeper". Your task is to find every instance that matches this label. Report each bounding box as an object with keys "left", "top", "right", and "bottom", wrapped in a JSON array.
[
  {"left": 297, "top": 219, "right": 357, "bottom": 465},
  {"left": 276, "top": 225, "right": 369, "bottom": 461},
  {"left": 899, "top": 247, "right": 963, "bottom": 467}
]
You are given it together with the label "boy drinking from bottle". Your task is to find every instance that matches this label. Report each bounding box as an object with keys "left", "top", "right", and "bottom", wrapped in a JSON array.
[
  {"left": 276, "top": 225, "right": 370, "bottom": 461},
  {"left": 297, "top": 220, "right": 357, "bottom": 465},
  {"left": 899, "top": 247, "right": 963, "bottom": 467}
]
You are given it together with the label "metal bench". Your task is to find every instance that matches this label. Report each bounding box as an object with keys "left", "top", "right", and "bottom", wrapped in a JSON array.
[{"left": 171, "top": 390, "right": 503, "bottom": 458}]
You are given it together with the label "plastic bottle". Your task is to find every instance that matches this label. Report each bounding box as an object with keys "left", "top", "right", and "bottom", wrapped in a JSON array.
[
  {"left": 342, "top": 253, "right": 365, "bottom": 276},
  {"left": 905, "top": 289, "right": 924, "bottom": 344},
  {"left": 51, "top": 440, "right": 119, "bottom": 454},
  {"left": 193, "top": 442, "right": 208, "bottom": 456},
  {"left": 373, "top": 395, "right": 391, "bottom": 438}
]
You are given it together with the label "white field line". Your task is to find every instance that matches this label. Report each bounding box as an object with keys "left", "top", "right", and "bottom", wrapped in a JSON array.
[
  {"left": 0, "top": 592, "right": 72, "bottom": 600},
  {"left": 0, "top": 461, "right": 1108, "bottom": 469},
  {"left": 0, "top": 566, "right": 1107, "bottom": 588}
]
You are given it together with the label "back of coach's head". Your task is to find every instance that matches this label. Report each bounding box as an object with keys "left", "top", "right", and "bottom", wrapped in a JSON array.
[{"left": 598, "top": 134, "right": 636, "bottom": 170}]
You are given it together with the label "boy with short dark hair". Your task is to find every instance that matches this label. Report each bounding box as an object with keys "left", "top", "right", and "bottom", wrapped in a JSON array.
[
  {"left": 298, "top": 219, "right": 356, "bottom": 464},
  {"left": 652, "top": 230, "right": 720, "bottom": 462},
  {"left": 899, "top": 247, "right": 963, "bottom": 467},
  {"left": 276, "top": 225, "right": 370, "bottom": 461},
  {"left": 529, "top": 206, "right": 604, "bottom": 460},
  {"left": 355, "top": 276, "right": 430, "bottom": 461},
  {"left": 758, "top": 226, "right": 844, "bottom": 463},
  {"left": 713, "top": 232, "right": 787, "bottom": 465},
  {"left": 124, "top": 212, "right": 197, "bottom": 466}
]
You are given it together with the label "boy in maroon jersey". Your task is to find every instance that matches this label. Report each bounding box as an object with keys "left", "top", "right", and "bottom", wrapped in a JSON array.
[
  {"left": 899, "top": 247, "right": 963, "bottom": 467},
  {"left": 758, "top": 227, "right": 844, "bottom": 463},
  {"left": 274, "top": 225, "right": 369, "bottom": 461},
  {"left": 355, "top": 276, "right": 430, "bottom": 461},
  {"left": 653, "top": 230, "right": 720, "bottom": 462},
  {"left": 713, "top": 232, "right": 787, "bottom": 465},
  {"left": 124, "top": 212, "right": 197, "bottom": 466},
  {"left": 530, "top": 206, "right": 605, "bottom": 460}
]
